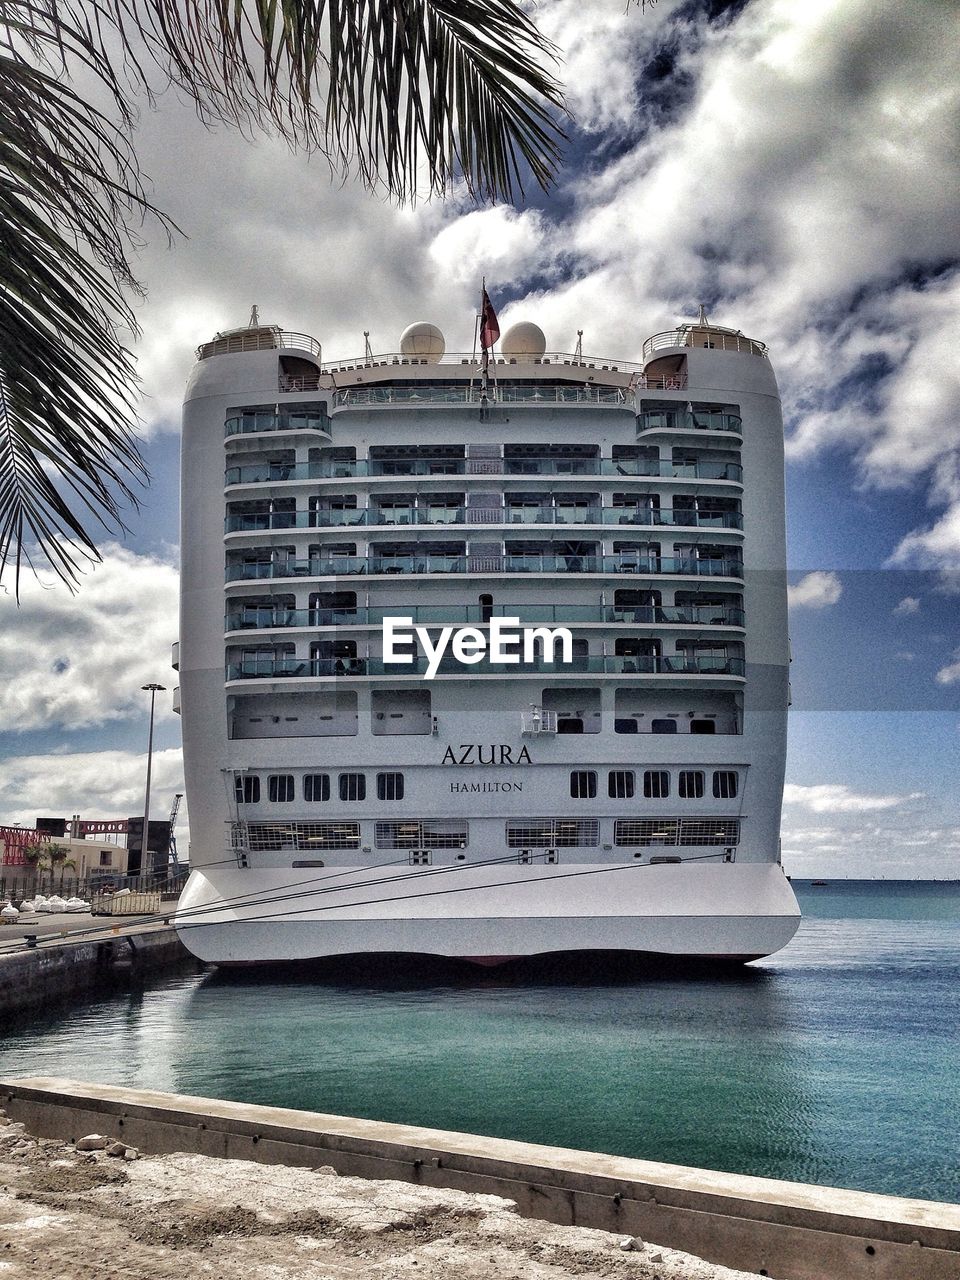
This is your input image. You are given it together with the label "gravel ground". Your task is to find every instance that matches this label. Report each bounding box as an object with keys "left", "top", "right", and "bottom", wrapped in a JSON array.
[{"left": 0, "top": 1112, "right": 764, "bottom": 1280}]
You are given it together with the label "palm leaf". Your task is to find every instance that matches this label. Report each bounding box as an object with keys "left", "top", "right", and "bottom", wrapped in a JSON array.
[{"left": 0, "top": 0, "right": 565, "bottom": 591}]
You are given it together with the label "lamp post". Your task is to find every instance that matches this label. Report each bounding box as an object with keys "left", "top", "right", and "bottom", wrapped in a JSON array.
[{"left": 141, "top": 683, "right": 166, "bottom": 878}]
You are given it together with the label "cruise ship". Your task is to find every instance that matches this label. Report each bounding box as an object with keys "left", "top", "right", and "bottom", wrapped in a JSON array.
[{"left": 173, "top": 309, "right": 801, "bottom": 966}]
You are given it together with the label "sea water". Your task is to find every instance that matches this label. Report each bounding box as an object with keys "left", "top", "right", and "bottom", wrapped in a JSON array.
[{"left": 0, "top": 880, "right": 957, "bottom": 1203}]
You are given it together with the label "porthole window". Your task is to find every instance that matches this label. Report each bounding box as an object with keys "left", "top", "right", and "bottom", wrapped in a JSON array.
[
  {"left": 570, "top": 770, "right": 597, "bottom": 799},
  {"left": 643, "top": 770, "right": 670, "bottom": 799},
  {"left": 268, "top": 774, "right": 295, "bottom": 803},
  {"left": 679, "top": 770, "right": 705, "bottom": 799},
  {"left": 303, "top": 774, "right": 330, "bottom": 802},
  {"left": 377, "top": 772, "right": 405, "bottom": 801},
  {"left": 339, "top": 772, "right": 366, "bottom": 802},
  {"left": 235, "top": 776, "right": 261, "bottom": 804},
  {"left": 608, "top": 770, "right": 635, "bottom": 799},
  {"left": 713, "top": 770, "right": 738, "bottom": 799}
]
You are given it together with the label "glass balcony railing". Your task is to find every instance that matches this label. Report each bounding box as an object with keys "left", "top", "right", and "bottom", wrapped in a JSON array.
[
  {"left": 637, "top": 410, "right": 742, "bottom": 434},
  {"left": 224, "top": 412, "right": 331, "bottom": 438},
  {"left": 225, "top": 654, "right": 746, "bottom": 680},
  {"left": 335, "top": 385, "right": 629, "bottom": 408},
  {"left": 224, "top": 604, "right": 747, "bottom": 631},
  {"left": 224, "top": 459, "right": 744, "bottom": 485},
  {"left": 224, "top": 506, "right": 744, "bottom": 532},
  {"left": 225, "top": 555, "right": 745, "bottom": 582}
]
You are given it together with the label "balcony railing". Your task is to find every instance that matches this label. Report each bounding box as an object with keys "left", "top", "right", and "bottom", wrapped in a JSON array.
[
  {"left": 642, "top": 328, "right": 767, "bottom": 358},
  {"left": 225, "top": 654, "right": 746, "bottom": 680},
  {"left": 198, "top": 329, "right": 322, "bottom": 360},
  {"left": 637, "top": 410, "right": 742, "bottom": 434},
  {"left": 225, "top": 554, "right": 745, "bottom": 582},
  {"left": 334, "top": 384, "right": 631, "bottom": 409},
  {"left": 224, "top": 459, "right": 744, "bottom": 485},
  {"left": 224, "top": 412, "right": 331, "bottom": 438},
  {"left": 225, "top": 603, "right": 746, "bottom": 631},
  {"left": 223, "top": 505, "right": 744, "bottom": 533}
]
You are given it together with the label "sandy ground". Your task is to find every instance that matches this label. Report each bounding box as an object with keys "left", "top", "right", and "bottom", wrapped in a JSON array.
[{"left": 0, "top": 1112, "right": 764, "bottom": 1280}]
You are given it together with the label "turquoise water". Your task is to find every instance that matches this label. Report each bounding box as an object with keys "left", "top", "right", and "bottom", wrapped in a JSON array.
[{"left": 0, "top": 880, "right": 957, "bottom": 1203}]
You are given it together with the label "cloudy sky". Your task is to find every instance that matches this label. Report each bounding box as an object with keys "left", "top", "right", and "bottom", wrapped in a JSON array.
[{"left": 1, "top": 0, "right": 959, "bottom": 876}]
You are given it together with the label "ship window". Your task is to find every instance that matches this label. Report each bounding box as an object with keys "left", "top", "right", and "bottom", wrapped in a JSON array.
[
  {"left": 339, "top": 772, "right": 366, "bottom": 801},
  {"left": 235, "top": 775, "right": 261, "bottom": 804},
  {"left": 679, "top": 770, "right": 705, "bottom": 799},
  {"left": 292, "top": 859, "right": 326, "bottom": 868},
  {"left": 651, "top": 718, "right": 677, "bottom": 734},
  {"left": 99, "top": 851, "right": 112, "bottom": 866},
  {"left": 713, "top": 770, "right": 738, "bottom": 799},
  {"left": 615, "top": 718, "right": 638, "bottom": 734},
  {"left": 556, "top": 717, "right": 583, "bottom": 734},
  {"left": 569, "top": 770, "right": 597, "bottom": 799},
  {"left": 303, "top": 773, "right": 330, "bottom": 802},
  {"left": 268, "top": 774, "right": 295, "bottom": 803},
  {"left": 691, "top": 719, "right": 716, "bottom": 734},
  {"left": 377, "top": 772, "right": 405, "bottom": 801},
  {"left": 643, "top": 770, "right": 670, "bottom": 799},
  {"left": 608, "top": 770, "right": 635, "bottom": 799}
]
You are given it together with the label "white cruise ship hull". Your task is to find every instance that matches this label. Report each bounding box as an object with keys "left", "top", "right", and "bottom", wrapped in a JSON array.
[{"left": 175, "top": 862, "right": 800, "bottom": 966}]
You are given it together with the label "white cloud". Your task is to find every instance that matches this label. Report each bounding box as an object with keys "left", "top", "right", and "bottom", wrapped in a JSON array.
[
  {"left": 936, "top": 653, "right": 960, "bottom": 686},
  {"left": 787, "top": 571, "right": 843, "bottom": 609},
  {"left": 0, "top": 546, "right": 179, "bottom": 731},
  {"left": 782, "top": 783, "right": 923, "bottom": 813},
  {"left": 893, "top": 597, "right": 921, "bottom": 616},
  {"left": 0, "top": 748, "right": 186, "bottom": 838}
]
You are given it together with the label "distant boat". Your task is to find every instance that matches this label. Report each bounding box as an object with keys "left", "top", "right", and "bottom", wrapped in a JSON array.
[{"left": 811, "top": 880, "right": 828, "bottom": 887}]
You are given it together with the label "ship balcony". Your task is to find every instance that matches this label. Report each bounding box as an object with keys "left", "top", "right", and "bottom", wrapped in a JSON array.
[
  {"left": 636, "top": 409, "right": 742, "bottom": 438},
  {"left": 642, "top": 328, "right": 767, "bottom": 358},
  {"left": 223, "top": 459, "right": 743, "bottom": 487},
  {"left": 332, "top": 384, "right": 632, "bottom": 410},
  {"left": 223, "top": 553, "right": 745, "bottom": 584},
  {"left": 224, "top": 411, "right": 332, "bottom": 442},
  {"left": 224, "top": 654, "right": 746, "bottom": 683},
  {"left": 224, "top": 603, "right": 747, "bottom": 635},
  {"left": 223, "top": 505, "right": 744, "bottom": 534}
]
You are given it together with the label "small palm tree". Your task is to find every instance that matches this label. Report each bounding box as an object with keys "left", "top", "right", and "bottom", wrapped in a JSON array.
[{"left": 0, "top": 0, "right": 565, "bottom": 591}]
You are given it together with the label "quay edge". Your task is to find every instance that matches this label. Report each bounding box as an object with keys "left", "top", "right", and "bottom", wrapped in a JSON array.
[
  {"left": 0, "top": 926, "right": 197, "bottom": 1015},
  {"left": 3, "top": 1077, "right": 959, "bottom": 1280}
]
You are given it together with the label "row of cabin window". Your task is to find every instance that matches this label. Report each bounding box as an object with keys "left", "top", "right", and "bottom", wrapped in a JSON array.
[
  {"left": 570, "top": 769, "right": 738, "bottom": 800},
  {"left": 237, "top": 772, "right": 404, "bottom": 804}
]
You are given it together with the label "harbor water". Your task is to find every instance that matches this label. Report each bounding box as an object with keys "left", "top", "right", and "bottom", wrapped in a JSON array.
[{"left": 1, "top": 880, "right": 957, "bottom": 1203}]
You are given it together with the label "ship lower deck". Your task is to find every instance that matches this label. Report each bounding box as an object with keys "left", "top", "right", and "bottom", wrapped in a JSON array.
[{"left": 174, "top": 861, "right": 800, "bottom": 966}]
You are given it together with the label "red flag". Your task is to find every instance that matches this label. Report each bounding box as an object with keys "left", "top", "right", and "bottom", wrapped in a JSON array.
[{"left": 480, "top": 288, "right": 500, "bottom": 350}]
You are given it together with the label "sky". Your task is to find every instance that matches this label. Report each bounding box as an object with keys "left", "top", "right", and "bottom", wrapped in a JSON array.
[{"left": 1, "top": 0, "right": 958, "bottom": 877}]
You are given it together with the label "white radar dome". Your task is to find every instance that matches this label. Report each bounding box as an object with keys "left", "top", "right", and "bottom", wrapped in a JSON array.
[
  {"left": 500, "top": 321, "right": 547, "bottom": 358},
  {"left": 399, "top": 322, "right": 445, "bottom": 361}
]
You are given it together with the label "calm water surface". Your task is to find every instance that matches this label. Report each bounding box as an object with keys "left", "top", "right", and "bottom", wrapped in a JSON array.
[{"left": 1, "top": 880, "right": 957, "bottom": 1203}]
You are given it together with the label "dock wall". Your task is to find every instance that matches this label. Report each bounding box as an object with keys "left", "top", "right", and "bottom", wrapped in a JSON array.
[
  {"left": 0, "top": 929, "right": 194, "bottom": 1015},
  {"left": 2, "top": 1077, "right": 958, "bottom": 1280}
]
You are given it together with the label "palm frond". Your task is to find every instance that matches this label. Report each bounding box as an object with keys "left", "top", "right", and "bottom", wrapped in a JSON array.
[{"left": 0, "top": 0, "right": 565, "bottom": 592}]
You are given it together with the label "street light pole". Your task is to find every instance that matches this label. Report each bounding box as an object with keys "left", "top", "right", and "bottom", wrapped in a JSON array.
[{"left": 141, "top": 683, "right": 166, "bottom": 878}]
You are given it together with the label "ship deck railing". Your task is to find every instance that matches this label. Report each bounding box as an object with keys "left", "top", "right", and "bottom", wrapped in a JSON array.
[
  {"left": 224, "top": 604, "right": 747, "bottom": 631},
  {"left": 224, "top": 555, "right": 746, "bottom": 582},
  {"left": 223, "top": 507, "right": 744, "bottom": 533},
  {"left": 225, "top": 655, "right": 746, "bottom": 680},
  {"left": 224, "top": 459, "right": 744, "bottom": 484}
]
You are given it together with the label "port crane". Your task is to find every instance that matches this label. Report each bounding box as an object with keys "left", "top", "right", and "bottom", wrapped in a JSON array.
[{"left": 168, "top": 793, "right": 183, "bottom": 871}]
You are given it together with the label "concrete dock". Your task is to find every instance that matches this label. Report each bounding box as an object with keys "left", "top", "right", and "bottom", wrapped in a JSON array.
[
  {"left": 3, "top": 1077, "right": 958, "bottom": 1280},
  {"left": 0, "top": 919, "right": 197, "bottom": 1014}
]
